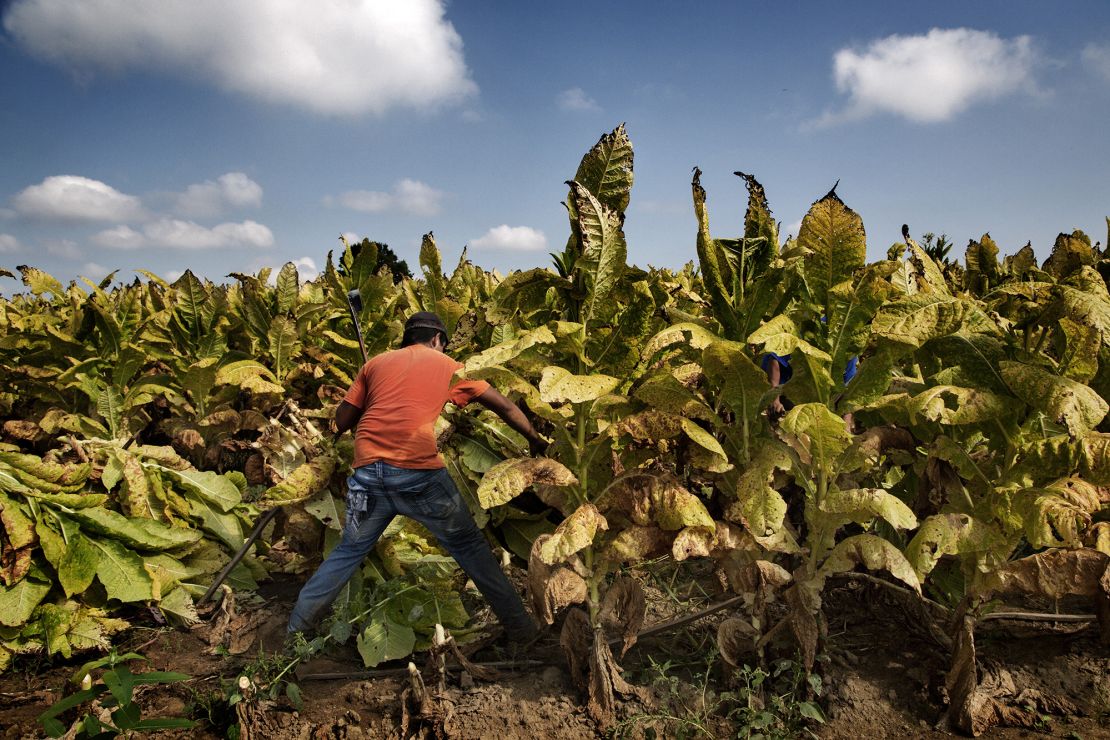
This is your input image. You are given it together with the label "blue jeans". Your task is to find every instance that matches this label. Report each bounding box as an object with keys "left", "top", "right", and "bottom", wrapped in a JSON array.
[{"left": 287, "top": 462, "right": 533, "bottom": 634}]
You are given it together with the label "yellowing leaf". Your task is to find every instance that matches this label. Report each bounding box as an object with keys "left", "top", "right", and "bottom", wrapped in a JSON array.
[
  {"left": 539, "top": 503, "right": 608, "bottom": 565},
  {"left": 820, "top": 487, "right": 918, "bottom": 530},
  {"left": 528, "top": 534, "right": 588, "bottom": 625},
  {"left": 816, "top": 534, "right": 920, "bottom": 593},
  {"left": 725, "top": 444, "right": 790, "bottom": 542},
  {"left": 464, "top": 325, "right": 557, "bottom": 373},
  {"left": 538, "top": 366, "right": 620, "bottom": 404},
  {"left": 476, "top": 457, "right": 578, "bottom": 509},
  {"left": 798, "top": 187, "right": 866, "bottom": 310},
  {"left": 872, "top": 293, "right": 971, "bottom": 349},
  {"left": 672, "top": 526, "right": 715, "bottom": 561},
  {"left": 609, "top": 410, "right": 684, "bottom": 441},
  {"left": 258, "top": 453, "right": 337, "bottom": 509},
  {"left": 642, "top": 322, "right": 720, "bottom": 360},
  {"left": 1012, "top": 479, "right": 1102, "bottom": 549},
  {"left": 604, "top": 525, "right": 670, "bottom": 563},
  {"left": 904, "top": 513, "right": 983, "bottom": 580},
  {"left": 780, "top": 403, "right": 853, "bottom": 471},
  {"left": 1001, "top": 361, "right": 1108, "bottom": 436},
  {"left": 680, "top": 418, "right": 731, "bottom": 473},
  {"left": 910, "top": 386, "right": 1011, "bottom": 425},
  {"left": 747, "top": 315, "right": 831, "bottom": 361}
]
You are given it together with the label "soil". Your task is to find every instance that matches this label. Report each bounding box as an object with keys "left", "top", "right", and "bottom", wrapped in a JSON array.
[{"left": 1, "top": 572, "right": 1107, "bottom": 739}]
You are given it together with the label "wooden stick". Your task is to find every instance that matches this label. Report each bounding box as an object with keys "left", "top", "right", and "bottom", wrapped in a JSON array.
[
  {"left": 835, "top": 571, "right": 951, "bottom": 615},
  {"left": 979, "top": 611, "right": 1096, "bottom": 623}
]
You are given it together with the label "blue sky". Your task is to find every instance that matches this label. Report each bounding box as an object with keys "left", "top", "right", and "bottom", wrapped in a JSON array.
[{"left": 1, "top": 0, "right": 1108, "bottom": 286}]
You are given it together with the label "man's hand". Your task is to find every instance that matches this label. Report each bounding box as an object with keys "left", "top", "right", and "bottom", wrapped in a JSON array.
[
  {"left": 476, "top": 388, "right": 547, "bottom": 457},
  {"left": 527, "top": 433, "right": 549, "bottom": 457}
]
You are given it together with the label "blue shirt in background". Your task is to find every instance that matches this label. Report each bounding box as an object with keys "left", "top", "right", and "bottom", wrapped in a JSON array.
[{"left": 761, "top": 353, "right": 859, "bottom": 386}]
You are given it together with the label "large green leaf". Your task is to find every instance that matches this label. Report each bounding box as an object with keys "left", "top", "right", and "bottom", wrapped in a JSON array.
[
  {"left": 701, "top": 339, "right": 772, "bottom": 426},
  {"left": 747, "top": 315, "right": 832, "bottom": 361},
  {"left": 798, "top": 187, "right": 866, "bottom": 312},
  {"left": 0, "top": 575, "right": 51, "bottom": 627},
  {"left": 181, "top": 358, "right": 218, "bottom": 415},
  {"left": 571, "top": 123, "right": 634, "bottom": 213},
  {"left": 39, "top": 602, "right": 129, "bottom": 659},
  {"left": 910, "top": 385, "right": 1012, "bottom": 425},
  {"left": 642, "top": 322, "right": 720, "bottom": 360},
  {"left": 923, "top": 333, "right": 1009, "bottom": 395},
  {"left": 680, "top": 418, "right": 731, "bottom": 473},
  {"left": 692, "top": 169, "right": 739, "bottom": 338},
  {"left": 88, "top": 537, "right": 154, "bottom": 603},
  {"left": 736, "top": 170, "right": 778, "bottom": 269},
  {"left": 67, "top": 507, "right": 203, "bottom": 551},
  {"left": 215, "top": 360, "right": 285, "bottom": 394},
  {"left": 419, "top": 232, "right": 446, "bottom": 308},
  {"left": 1012, "top": 479, "right": 1102, "bottom": 549},
  {"left": 356, "top": 616, "right": 416, "bottom": 668},
  {"left": 57, "top": 520, "right": 100, "bottom": 597},
  {"left": 904, "top": 514, "right": 985, "bottom": 580},
  {"left": 276, "top": 262, "right": 299, "bottom": 314},
  {"left": 268, "top": 315, "right": 301, "bottom": 379},
  {"left": 185, "top": 495, "right": 244, "bottom": 551},
  {"left": 17, "top": 265, "right": 65, "bottom": 299},
  {"left": 568, "top": 180, "right": 627, "bottom": 322},
  {"left": 161, "top": 469, "right": 242, "bottom": 512},
  {"left": 0, "top": 490, "right": 35, "bottom": 550}
]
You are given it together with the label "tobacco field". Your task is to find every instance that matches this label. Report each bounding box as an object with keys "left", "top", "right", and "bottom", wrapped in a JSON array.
[{"left": 0, "top": 125, "right": 1108, "bottom": 739}]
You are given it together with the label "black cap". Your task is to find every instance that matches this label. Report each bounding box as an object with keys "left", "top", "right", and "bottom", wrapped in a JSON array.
[{"left": 404, "top": 311, "right": 448, "bottom": 336}]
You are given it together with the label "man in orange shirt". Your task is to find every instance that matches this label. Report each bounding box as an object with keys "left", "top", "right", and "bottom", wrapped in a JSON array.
[{"left": 287, "top": 312, "right": 545, "bottom": 641}]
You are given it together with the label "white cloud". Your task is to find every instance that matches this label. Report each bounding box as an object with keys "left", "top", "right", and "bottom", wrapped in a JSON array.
[
  {"left": 815, "top": 28, "right": 1038, "bottom": 126},
  {"left": 12, "top": 175, "right": 145, "bottom": 222},
  {"left": 291, "top": 256, "right": 318, "bottom": 280},
  {"left": 340, "top": 231, "right": 362, "bottom": 245},
  {"left": 81, "top": 262, "right": 110, "bottom": 280},
  {"left": 44, "top": 238, "right": 81, "bottom": 259},
  {"left": 164, "top": 269, "right": 184, "bottom": 282},
  {"left": 0, "top": 234, "right": 21, "bottom": 253},
  {"left": 3, "top": 0, "right": 477, "bottom": 116},
  {"left": 174, "top": 172, "right": 262, "bottom": 218},
  {"left": 557, "top": 87, "right": 600, "bottom": 112},
  {"left": 91, "top": 224, "right": 146, "bottom": 249},
  {"left": 143, "top": 218, "right": 273, "bottom": 249},
  {"left": 92, "top": 219, "right": 273, "bottom": 250},
  {"left": 469, "top": 225, "right": 547, "bottom": 252},
  {"left": 1082, "top": 43, "right": 1110, "bottom": 81},
  {"left": 333, "top": 179, "right": 444, "bottom": 216}
]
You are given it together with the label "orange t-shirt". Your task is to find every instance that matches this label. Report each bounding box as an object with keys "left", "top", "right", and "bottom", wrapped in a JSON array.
[{"left": 343, "top": 345, "right": 490, "bottom": 469}]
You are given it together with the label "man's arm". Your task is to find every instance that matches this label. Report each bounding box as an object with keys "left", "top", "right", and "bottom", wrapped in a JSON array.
[
  {"left": 474, "top": 388, "right": 548, "bottom": 456},
  {"left": 334, "top": 400, "right": 363, "bottom": 438}
]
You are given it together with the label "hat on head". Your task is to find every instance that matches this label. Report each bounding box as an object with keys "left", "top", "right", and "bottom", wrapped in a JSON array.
[{"left": 404, "top": 311, "right": 448, "bottom": 336}]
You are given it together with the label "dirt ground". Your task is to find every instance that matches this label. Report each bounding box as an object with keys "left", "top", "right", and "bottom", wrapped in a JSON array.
[{"left": 2, "top": 573, "right": 1108, "bottom": 739}]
